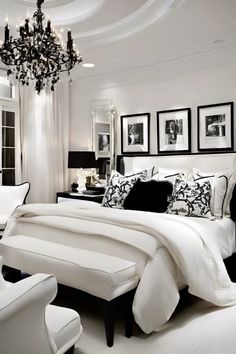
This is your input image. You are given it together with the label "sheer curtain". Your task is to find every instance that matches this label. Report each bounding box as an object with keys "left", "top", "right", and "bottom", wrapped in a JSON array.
[{"left": 20, "top": 83, "right": 69, "bottom": 203}]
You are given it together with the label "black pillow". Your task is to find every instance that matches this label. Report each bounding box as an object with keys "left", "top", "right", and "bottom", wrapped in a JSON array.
[
  {"left": 123, "top": 179, "right": 173, "bottom": 213},
  {"left": 230, "top": 183, "right": 236, "bottom": 221}
]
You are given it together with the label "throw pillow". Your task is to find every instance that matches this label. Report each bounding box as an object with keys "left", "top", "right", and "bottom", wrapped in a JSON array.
[
  {"left": 192, "top": 168, "right": 232, "bottom": 218},
  {"left": 123, "top": 179, "right": 173, "bottom": 213},
  {"left": 101, "top": 170, "right": 147, "bottom": 209},
  {"left": 167, "top": 176, "right": 212, "bottom": 218}
]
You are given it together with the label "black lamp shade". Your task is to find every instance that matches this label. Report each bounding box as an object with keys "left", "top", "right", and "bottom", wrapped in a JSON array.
[{"left": 68, "top": 151, "right": 96, "bottom": 168}]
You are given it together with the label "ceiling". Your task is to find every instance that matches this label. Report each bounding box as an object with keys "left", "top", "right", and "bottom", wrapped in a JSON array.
[{"left": 0, "top": 0, "right": 236, "bottom": 82}]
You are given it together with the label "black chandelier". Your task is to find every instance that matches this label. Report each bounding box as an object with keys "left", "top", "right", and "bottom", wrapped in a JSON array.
[{"left": 0, "top": 0, "right": 82, "bottom": 93}]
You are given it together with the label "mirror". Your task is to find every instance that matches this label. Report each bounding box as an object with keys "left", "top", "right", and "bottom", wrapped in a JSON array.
[{"left": 91, "top": 99, "right": 116, "bottom": 178}]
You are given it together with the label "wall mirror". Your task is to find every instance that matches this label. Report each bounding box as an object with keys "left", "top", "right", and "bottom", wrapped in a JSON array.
[{"left": 91, "top": 99, "right": 116, "bottom": 178}]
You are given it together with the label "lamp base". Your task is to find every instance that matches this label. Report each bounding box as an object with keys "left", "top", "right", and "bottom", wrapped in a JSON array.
[{"left": 77, "top": 168, "right": 86, "bottom": 194}]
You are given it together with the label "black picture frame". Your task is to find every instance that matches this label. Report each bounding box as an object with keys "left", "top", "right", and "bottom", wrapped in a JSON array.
[
  {"left": 121, "top": 113, "right": 150, "bottom": 154},
  {"left": 157, "top": 108, "right": 191, "bottom": 154},
  {"left": 197, "top": 102, "right": 234, "bottom": 151}
]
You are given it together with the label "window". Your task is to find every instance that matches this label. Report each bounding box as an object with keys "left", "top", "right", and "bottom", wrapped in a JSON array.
[{"left": 0, "top": 72, "right": 19, "bottom": 185}]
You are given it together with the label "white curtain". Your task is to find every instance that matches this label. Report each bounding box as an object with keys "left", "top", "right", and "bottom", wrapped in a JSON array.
[{"left": 19, "top": 83, "right": 69, "bottom": 203}]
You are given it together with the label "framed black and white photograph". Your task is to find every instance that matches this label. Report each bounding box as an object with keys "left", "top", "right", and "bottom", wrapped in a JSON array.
[
  {"left": 157, "top": 108, "right": 191, "bottom": 154},
  {"left": 197, "top": 102, "right": 233, "bottom": 151},
  {"left": 98, "top": 132, "right": 110, "bottom": 157},
  {"left": 121, "top": 113, "right": 150, "bottom": 154},
  {"left": 94, "top": 122, "right": 111, "bottom": 158}
]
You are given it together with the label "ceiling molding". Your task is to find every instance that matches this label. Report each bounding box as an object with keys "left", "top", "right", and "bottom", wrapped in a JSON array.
[
  {"left": 53, "top": 0, "right": 108, "bottom": 26},
  {"left": 10, "top": 0, "right": 74, "bottom": 9},
  {"left": 3, "top": 0, "right": 108, "bottom": 27},
  {"left": 74, "top": 0, "right": 187, "bottom": 45},
  {"left": 73, "top": 45, "right": 236, "bottom": 93}
]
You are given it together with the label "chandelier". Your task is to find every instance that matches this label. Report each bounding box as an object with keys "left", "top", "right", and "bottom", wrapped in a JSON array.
[{"left": 0, "top": 0, "right": 82, "bottom": 93}]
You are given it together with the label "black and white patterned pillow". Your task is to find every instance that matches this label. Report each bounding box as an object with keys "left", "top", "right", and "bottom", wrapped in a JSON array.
[
  {"left": 102, "top": 170, "right": 147, "bottom": 209},
  {"left": 167, "top": 176, "right": 212, "bottom": 218},
  {"left": 191, "top": 168, "right": 232, "bottom": 218}
]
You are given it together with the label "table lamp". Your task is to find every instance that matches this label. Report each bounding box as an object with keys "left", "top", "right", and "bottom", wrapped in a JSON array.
[{"left": 68, "top": 151, "right": 97, "bottom": 193}]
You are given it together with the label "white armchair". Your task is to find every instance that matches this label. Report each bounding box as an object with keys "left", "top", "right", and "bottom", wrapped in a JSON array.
[
  {"left": 0, "top": 256, "right": 82, "bottom": 354},
  {"left": 0, "top": 182, "right": 30, "bottom": 234}
]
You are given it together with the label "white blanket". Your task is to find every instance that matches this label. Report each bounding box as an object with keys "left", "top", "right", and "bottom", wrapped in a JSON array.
[{"left": 3, "top": 201, "right": 236, "bottom": 333}]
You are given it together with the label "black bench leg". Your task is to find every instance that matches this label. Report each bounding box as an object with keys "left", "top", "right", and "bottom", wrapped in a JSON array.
[
  {"left": 125, "top": 289, "right": 135, "bottom": 338},
  {"left": 65, "top": 345, "right": 75, "bottom": 354},
  {"left": 104, "top": 299, "right": 115, "bottom": 347},
  {"left": 2, "top": 265, "right": 21, "bottom": 283}
]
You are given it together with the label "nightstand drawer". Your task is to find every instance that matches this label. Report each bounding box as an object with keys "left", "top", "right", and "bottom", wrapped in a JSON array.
[{"left": 56, "top": 191, "right": 104, "bottom": 204}]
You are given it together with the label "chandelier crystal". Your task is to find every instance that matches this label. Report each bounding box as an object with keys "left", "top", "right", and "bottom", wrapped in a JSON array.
[{"left": 0, "top": 0, "right": 82, "bottom": 93}]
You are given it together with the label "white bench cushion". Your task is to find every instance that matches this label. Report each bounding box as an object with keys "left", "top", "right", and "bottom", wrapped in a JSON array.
[{"left": 0, "top": 235, "right": 138, "bottom": 301}]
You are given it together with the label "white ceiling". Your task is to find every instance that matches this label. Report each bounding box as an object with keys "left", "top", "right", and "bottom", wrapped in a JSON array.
[{"left": 0, "top": 0, "right": 236, "bottom": 82}]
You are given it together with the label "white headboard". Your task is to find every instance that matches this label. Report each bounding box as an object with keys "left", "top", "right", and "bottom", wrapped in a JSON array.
[{"left": 120, "top": 153, "right": 236, "bottom": 181}]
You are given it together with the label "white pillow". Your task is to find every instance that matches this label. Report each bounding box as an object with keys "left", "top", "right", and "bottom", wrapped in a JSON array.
[
  {"left": 102, "top": 170, "right": 147, "bottom": 209},
  {"left": 192, "top": 168, "right": 232, "bottom": 218},
  {"left": 133, "top": 166, "right": 154, "bottom": 179},
  {"left": 167, "top": 176, "right": 212, "bottom": 219},
  {"left": 152, "top": 168, "right": 186, "bottom": 185}
]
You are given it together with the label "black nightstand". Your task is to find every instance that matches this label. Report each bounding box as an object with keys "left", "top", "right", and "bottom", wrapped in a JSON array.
[{"left": 56, "top": 191, "right": 104, "bottom": 204}]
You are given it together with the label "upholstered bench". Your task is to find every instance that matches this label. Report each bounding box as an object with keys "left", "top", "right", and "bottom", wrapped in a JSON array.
[{"left": 0, "top": 235, "right": 139, "bottom": 347}]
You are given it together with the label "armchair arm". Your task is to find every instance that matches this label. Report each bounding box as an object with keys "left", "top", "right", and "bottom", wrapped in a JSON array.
[{"left": 0, "top": 273, "right": 58, "bottom": 354}]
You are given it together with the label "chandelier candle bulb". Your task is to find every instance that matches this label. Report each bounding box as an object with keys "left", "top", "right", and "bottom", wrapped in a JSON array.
[
  {"left": 19, "top": 26, "right": 24, "bottom": 37},
  {"left": 25, "top": 19, "right": 29, "bottom": 34},
  {"left": 4, "top": 25, "right": 9, "bottom": 42},
  {"left": 46, "top": 20, "right": 51, "bottom": 32}
]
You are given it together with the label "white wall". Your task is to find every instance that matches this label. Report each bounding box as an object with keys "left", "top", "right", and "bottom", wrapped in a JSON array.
[{"left": 70, "top": 62, "right": 236, "bottom": 155}]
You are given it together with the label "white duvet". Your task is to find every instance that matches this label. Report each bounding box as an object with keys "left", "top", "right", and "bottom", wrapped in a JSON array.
[{"left": 3, "top": 200, "right": 236, "bottom": 333}]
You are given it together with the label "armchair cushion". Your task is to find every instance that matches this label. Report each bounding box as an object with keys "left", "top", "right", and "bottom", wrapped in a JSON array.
[{"left": 46, "top": 305, "right": 82, "bottom": 353}]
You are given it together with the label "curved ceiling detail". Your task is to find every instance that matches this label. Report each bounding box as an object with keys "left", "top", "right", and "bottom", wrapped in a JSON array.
[
  {"left": 46, "top": 0, "right": 108, "bottom": 26},
  {"left": 74, "top": 0, "right": 187, "bottom": 46},
  {"left": 0, "top": 0, "right": 187, "bottom": 45},
  {"left": 11, "top": 0, "right": 74, "bottom": 9},
  {"left": 1, "top": 0, "right": 108, "bottom": 26}
]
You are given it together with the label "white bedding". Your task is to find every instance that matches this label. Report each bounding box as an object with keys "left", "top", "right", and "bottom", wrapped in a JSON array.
[{"left": 3, "top": 200, "right": 236, "bottom": 334}]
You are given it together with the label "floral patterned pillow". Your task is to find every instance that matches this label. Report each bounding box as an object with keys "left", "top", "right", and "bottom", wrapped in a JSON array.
[
  {"left": 102, "top": 170, "right": 147, "bottom": 209},
  {"left": 167, "top": 176, "right": 212, "bottom": 218}
]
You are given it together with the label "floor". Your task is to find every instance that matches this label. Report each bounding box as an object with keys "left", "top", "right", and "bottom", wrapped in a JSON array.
[
  {"left": 4, "top": 256, "right": 236, "bottom": 354},
  {"left": 54, "top": 284, "right": 236, "bottom": 354}
]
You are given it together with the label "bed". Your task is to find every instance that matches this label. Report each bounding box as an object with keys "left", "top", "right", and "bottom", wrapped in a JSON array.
[{"left": 2, "top": 152, "right": 236, "bottom": 334}]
